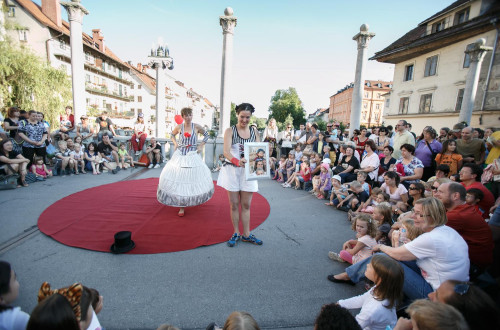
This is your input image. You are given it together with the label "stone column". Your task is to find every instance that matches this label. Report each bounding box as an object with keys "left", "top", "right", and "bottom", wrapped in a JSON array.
[
  {"left": 349, "top": 24, "right": 375, "bottom": 137},
  {"left": 61, "top": 0, "right": 89, "bottom": 122},
  {"left": 148, "top": 46, "right": 174, "bottom": 138},
  {"left": 459, "top": 38, "right": 492, "bottom": 124},
  {"left": 219, "top": 7, "right": 237, "bottom": 137}
]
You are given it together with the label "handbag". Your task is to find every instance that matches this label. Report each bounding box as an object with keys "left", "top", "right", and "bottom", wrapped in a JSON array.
[
  {"left": 46, "top": 143, "right": 57, "bottom": 156},
  {"left": 303, "top": 144, "right": 313, "bottom": 156},
  {"left": 482, "top": 159, "right": 500, "bottom": 184},
  {"left": 0, "top": 174, "right": 18, "bottom": 190},
  {"left": 425, "top": 141, "right": 437, "bottom": 170}
]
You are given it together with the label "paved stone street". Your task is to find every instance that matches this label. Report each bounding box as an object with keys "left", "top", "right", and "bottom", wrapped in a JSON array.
[{"left": 0, "top": 168, "right": 362, "bottom": 330}]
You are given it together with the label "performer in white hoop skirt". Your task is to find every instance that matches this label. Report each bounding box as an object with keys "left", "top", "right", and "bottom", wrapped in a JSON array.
[{"left": 157, "top": 107, "right": 214, "bottom": 216}]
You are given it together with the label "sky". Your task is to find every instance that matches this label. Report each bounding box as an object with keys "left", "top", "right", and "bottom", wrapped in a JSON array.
[{"left": 52, "top": 0, "right": 453, "bottom": 118}]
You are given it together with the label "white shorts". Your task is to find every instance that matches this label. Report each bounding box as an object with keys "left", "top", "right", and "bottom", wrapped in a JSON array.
[{"left": 217, "top": 165, "right": 258, "bottom": 192}]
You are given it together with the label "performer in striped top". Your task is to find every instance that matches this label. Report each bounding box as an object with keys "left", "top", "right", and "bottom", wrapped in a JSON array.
[
  {"left": 217, "top": 103, "right": 263, "bottom": 247},
  {"left": 157, "top": 107, "right": 213, "bottom": 216}
]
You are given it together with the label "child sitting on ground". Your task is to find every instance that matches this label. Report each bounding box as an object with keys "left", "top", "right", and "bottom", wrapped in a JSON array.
[
  {"left": 213, "top": 154, "right": 224, "bottom": 172},
  {"left": 315, "top": 163, "right": 331, "bottom": 199},
  {"left": 356, "top": 187, "right": 382, "bottom": 214},
  {"left": 70, "top": 143, "right": 86, "bottom": 174},
  {"left": 328, "top": 214, "right": 377, "bottom": 264},
  {"left": 31, "top": 156, "right": 52, "bottom": 180},
  {"left": 84, "top": 142, "right": 101, "bottom": 175},
  {"left": 276, "top": 154, "right": 287, "bottom": 182},
  {"left": 55, "top": 140, "right": 76, "bottom": 176},
  {"left": 355, "top": 171, "right": 370, "bottom": 195},
  {"left": 284, "top": 156, "right": 310, "bottom": 188},
  {"left": 325, "top": 175, "right": 348, "bottom": 206},
  {"left": 337, "top": 254, "right": 403, "bottom": 330},
  {"left": 335, "top": 181, "right": 369, "bottom": 212},
  {"left": 285, "top": 151, "right": 296, "bottom": 182},
  {"left": 391, "top": 217, "right": 423, "bottom": 247},
  {"left": 118, "top": 143, "right": 135, "bottom": 170},
  {"left": 465, "top": 188, "right": 484, "bottom": 217},
  {"left": 372, "top": 203, "right": 393, "bottom": 246}
]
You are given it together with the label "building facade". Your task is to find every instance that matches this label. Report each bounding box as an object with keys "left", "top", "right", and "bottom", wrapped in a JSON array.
[
  {"left": 4, "top": 0, "right": 217, "bottom": 134},
  {"left": 371, "top": 0, "right": 500, "bottom": 133},
  {"left": 329, "top": 80, "right": 392, "bottom": 127}
]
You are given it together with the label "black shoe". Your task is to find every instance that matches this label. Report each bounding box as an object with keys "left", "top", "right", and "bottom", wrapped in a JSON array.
[
  {"left": 111, "top": 169, "right": 118, "bottom": 174},
  {"left": 327, "top": 275, "right": 356, "bottom": 285}
]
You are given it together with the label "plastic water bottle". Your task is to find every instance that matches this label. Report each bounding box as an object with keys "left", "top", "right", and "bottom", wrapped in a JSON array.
[{"left": 399, "top": 228, "right": 407, "bottom": 246}]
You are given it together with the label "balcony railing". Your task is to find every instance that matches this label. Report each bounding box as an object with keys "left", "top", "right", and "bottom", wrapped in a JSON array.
[{"left": 85, "top": 82, "right": 132, "bottom": 102}]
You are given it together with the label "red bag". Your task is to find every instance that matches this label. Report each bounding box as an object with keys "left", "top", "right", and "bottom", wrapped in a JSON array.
[{"left": 395, "top": 163, "right": 406, "bottom": 176}]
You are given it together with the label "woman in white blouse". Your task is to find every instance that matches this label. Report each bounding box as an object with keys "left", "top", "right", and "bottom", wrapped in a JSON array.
[
  {"left": 263, "top": 118, "right": 279, "bottom": 157},
  {"left": 354, "top": 140, "right": 380, "bottom": 183}
]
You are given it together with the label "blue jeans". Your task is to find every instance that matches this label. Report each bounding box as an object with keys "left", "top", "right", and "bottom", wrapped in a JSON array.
[
  {"left": 345, "top": 253, "right": 433, "bottom": 301},
  {"left": 489, "top": 204, "right": 500, "bottom": 227},
  {"left": 339, "top": 172, "right": 357, "bottom": 183}
]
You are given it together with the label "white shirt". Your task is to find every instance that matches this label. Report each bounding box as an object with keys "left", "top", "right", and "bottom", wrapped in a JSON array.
[
  {"left": 0, "top": 307, "right": 30, "bottom": 330},
  {"left": 338, "top": 287, "right": 397, "bottom": 330},
  {"left": 360, "top": 152, "right": 380, "bottom": 180},
  {"left": 405, "top": 225, "right": 469, "bottom": 290}
]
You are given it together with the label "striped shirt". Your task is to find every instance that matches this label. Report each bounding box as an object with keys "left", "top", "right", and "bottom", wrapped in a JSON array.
[
  {"left": 179, "top": 123, "right": 198, "bottom": 155},
  {"left": 231, "top": 125, "right": 257, "bottom": 159}
]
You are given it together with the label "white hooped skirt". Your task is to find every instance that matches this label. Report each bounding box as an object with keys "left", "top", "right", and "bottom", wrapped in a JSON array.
[{"left": 157, "top": 150, "right": 214, "bottom": 207}]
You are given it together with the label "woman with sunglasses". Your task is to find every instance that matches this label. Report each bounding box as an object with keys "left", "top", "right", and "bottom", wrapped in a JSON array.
[
  {"left": 415, "top": 126, "right": 442, "bottom": 181},
  {"left": 328, "top": 197, "right": 469, "bottom": 301}
]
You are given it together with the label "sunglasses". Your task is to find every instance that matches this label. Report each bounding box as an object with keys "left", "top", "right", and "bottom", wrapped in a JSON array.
[
  {"left": 431, "top": 186, "right": 438, "bottom": 191},
  {"left": 409, "top": 187, "right": 417, "bottom": 190},
  {"left": 454, "top": 283, "right": 470, "bottom": 295}
]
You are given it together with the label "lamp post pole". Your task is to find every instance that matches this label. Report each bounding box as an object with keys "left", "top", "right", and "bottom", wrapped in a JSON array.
[
  {"left": 61, "top": 0, "right": 89, "bottom": 122},
  {"left": 148, "top": 44, "right": 174, "bottom": 138},
  {"left": 349, "top": 24, "right": 375, "bottom": 137},
  {"left": 219, "top": 7, "right": 237, "bottom": 137}
]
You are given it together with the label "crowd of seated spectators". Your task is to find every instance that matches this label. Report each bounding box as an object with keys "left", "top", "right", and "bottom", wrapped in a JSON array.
[
  {"left": 268, "top": 119, "right": 500, "bottom": 329},
  {"left": 0, "top": 107, "right": 164, "bottom": 188}
]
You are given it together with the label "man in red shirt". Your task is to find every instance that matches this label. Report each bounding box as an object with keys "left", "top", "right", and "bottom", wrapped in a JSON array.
[
  {"left": 459, "top": 163, "right": 494, "bottom": 219},
  {"left": 435, "top": 182, "right": 493, "bottom": 270}
]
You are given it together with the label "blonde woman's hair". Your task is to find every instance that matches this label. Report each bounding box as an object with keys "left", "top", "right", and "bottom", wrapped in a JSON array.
[
  {"left": 414, "top": 197, "right": 448, "bottom": 227},
  {"left": 401, "top": 218, "right": 424, "bottom": 241},
  {"left": 406, "top": 300, "right": 469, "bottom": 330},
  {"left": 223, "top": 311, "right": 260, "bottom": 330},
  {"left": 351, "top": 214, "right": 377, "bottom": 238}
]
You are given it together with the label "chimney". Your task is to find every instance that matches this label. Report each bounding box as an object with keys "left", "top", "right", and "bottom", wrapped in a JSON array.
[
  {"left": 91, "top": 29, "right": 105, "bottom": 52},
  {"left": 137, "top": 63, "right": 142, "bottom": 72},
  {"left": 42, "top": 0, "right": 62, "bottom": 28}
]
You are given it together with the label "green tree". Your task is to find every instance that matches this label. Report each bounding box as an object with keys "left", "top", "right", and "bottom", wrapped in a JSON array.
[
  {"left": 230, "top": 102, "right": 237, "bottom": 126},
  {"left": 313, "top": 117, "right": 327, "bottom": 131},
  {"left": 0, "top": 40, "right": 72, "bottom": 127},
  {"left": 250, "top": 116, "right": 267, "bottom": 130},
  {"left": 268, "top": 87, "right": 306, "bottom": 128}
]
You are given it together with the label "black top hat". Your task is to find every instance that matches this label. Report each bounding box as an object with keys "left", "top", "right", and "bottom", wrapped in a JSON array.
[{"left": 110, "top": 231, "right": 135, "bottom": 254}]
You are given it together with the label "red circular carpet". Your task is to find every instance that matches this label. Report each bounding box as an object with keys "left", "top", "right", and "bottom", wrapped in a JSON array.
[{"left": 38, "top": 178, "right": 270, "bottom": 254}]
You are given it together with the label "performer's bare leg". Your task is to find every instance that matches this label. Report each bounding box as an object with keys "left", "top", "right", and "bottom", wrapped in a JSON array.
[
  {"left": 240, "top": 191, "right": 253, "bottom": 237},
  {"left": 228, "top": 191, "right": 241, "bottom": 234}
]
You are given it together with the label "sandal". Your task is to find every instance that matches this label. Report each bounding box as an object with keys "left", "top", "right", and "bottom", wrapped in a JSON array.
[
  {"left": 21, "top": 181, "right": 28, "bottom": 187},
  {"left": 325, "top": 202, "right": 334, "bottom": 206},
  {"left": 178, "top": 209, "right": 185, "bottom": 217}
]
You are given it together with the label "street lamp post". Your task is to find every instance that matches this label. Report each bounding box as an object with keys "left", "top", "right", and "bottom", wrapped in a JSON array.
[{"left": 148, "top": 43, "right": 174, "bottom": 139}]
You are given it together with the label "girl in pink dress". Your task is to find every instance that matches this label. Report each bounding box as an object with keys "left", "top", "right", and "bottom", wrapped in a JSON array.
[{"left": 31, "top": 156, "right": 52, "bottom": 180}]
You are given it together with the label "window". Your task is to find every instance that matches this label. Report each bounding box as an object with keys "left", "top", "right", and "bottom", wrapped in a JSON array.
[
  {"left": 419, "top": 94, "right": 433, "bottom": 113},
  {"left": 138, "top": 96, "right": 142, "bottom": 102},
  {"left": 364, "top": 92, "right": 369, "bottom": 98},
  {"left": 363, "top": 103, "right": 368, "bottom": 109},
  {"left": 454, "top": 7, "right": 469, "bottom": 25},
  {"left": 399, "top": 97, "right": 409, "bottom": 114},
  {"left": 455, "top": 89, "right": 465, "bottom": 111},
  {"left": 431, "top": 19, "right": 446, "bottom": 33},
  {"left": 138, "top": 85, "right": 142, "bottom": 89},
  {"left": 8, "top": 6, "right": 15, "bottom": 17},
  {"left": 59, "top": 39, "right": 66, "bottom": 49},
  {"left": 101, "top": 61, "right": 105, "bottom": 71},
  {"left": 85, "top": 52, "right": 92, "bottom": 62},
  {"left": 85, "top": 74, "right": 90, "bottom": 83},
  {"left": 424, "top": 55, "right": 438, "bottom": 77},
  {"left": 374, "top": 113, "right": 380, "bottom": 121},
  {"left": 103, "top": 100, "right": 106, "bottom": 108},
  {"left": 463, "top": 43, "right": 474, "bottom": 68},
  {"left": 404, "top": 64, "right": 413, "bottom": 81},
  {"left": 18, "top": 30, "right": 28, "bottom": 42},
  {"left": 375, "top": 104, "right": 380, "bottom": 110},
  {"left": 362, "top": 112, "right": 366, "bottom": 120},
  {"left": 385, "top": 99, "right": 390, "bottom": 107}
]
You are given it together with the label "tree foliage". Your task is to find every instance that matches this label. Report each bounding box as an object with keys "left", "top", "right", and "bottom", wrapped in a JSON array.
[
  {"left": 0, "top": 40, "right": 72, "bottom": 127},
  {"left": 250, "top": 116, "right": 267, "bottom": 130},
  {"left": 313, "top": 117, "right": 327, "bottom": 131},
  {"left": 230, "top": 102, "right": 237, "bottom": 126},
  {"left": 268, "top": 87, "right": 306, "bottom": 128}
]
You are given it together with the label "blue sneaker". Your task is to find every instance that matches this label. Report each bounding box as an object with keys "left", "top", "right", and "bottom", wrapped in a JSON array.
[
  {"left": 241, "top": 234, "right": 263, "bottom": 245},
  {"left": 227, "top": 233, "right": 240, "bottom": 247}
]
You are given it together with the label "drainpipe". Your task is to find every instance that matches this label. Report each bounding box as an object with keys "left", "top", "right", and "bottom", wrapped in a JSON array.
[
  {"left": 480, "top": 18, "right": 499, "bottom": 113},
  {"left": 45, "top": 31, "right": 65, "bottom": 64}
]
